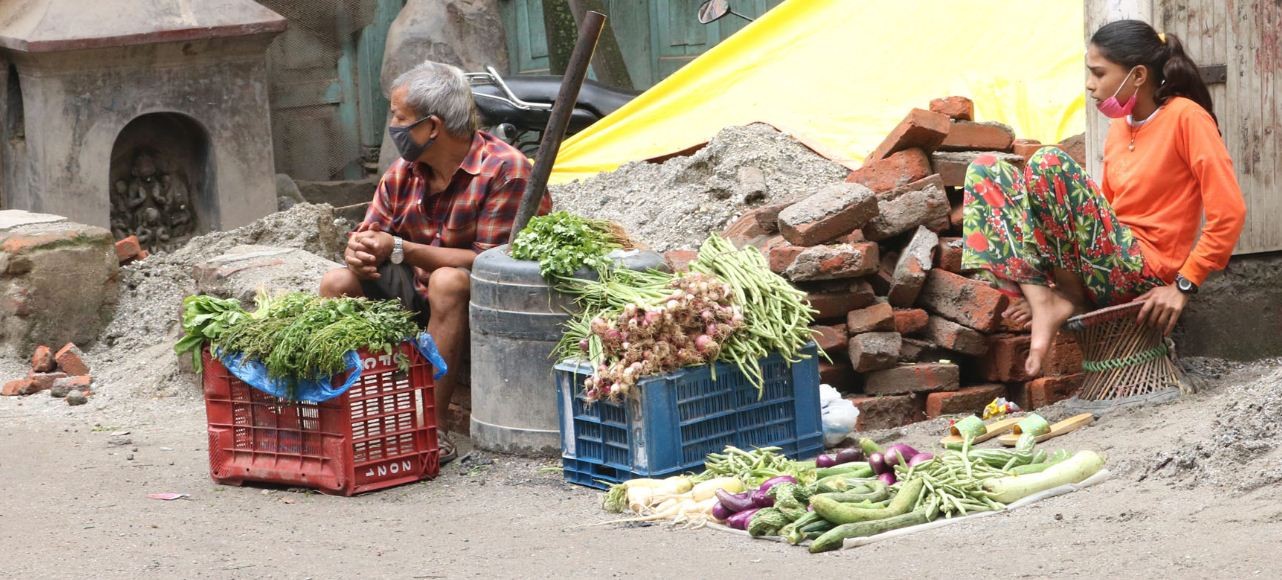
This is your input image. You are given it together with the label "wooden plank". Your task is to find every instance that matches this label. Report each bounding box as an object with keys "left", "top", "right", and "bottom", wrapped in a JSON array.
[
  {"left": 607, "top": 0, "right": 653, "bottom": 87},
  {"left": 1229, "top": 0, "right": 1282, "bottom": 253},
  {"left": 1083, "top": 0, "right": 1154, "bottom": 179}
]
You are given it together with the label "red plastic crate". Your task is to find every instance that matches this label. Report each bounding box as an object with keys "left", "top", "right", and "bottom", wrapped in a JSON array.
[{"left": 201, "top": 342, "right": 439, "bottom": 496}]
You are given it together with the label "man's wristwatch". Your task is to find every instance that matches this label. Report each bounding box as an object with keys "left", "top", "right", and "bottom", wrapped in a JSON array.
[
  {"left": 1175, "top": 273, "right": 1198, "bottom": 295},
  {"left": 390, "top": 236, "right": 404, "bottom": 265}
]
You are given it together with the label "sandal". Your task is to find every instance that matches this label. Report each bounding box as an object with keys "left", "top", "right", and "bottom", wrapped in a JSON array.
[{"left": 437, "top": 429, "right": 458, "bottom": 466}]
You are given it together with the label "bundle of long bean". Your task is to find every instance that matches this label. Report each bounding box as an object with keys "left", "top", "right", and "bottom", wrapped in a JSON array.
[
  {"left": 687, "top": 235, "right": 819, "bottom": 389},
  {"left": 897, "top": 438, "right": 1005, "bottom": 515},
  {"left": 700, "top": 446, "right": 817, "bottom": 487}
]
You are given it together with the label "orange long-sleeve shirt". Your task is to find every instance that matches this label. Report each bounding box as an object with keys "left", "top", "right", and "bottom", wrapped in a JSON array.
[{"left": 1101, "top": 96, "right": 1246, "bottom": 286}]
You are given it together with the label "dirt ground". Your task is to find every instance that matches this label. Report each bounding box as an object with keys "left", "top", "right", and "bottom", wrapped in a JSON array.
[{"left": 3, "top": 357, "right": 1281, "bottom": 579}]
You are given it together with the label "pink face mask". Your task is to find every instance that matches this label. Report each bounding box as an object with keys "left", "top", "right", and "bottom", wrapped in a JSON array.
[{"left": 1096, "top": 67, "right": 1139, "bottom": 118}]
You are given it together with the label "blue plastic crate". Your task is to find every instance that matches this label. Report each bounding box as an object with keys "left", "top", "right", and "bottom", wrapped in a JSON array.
[{"left": 555, "top": 344, "right": 823, "bottom": 489}]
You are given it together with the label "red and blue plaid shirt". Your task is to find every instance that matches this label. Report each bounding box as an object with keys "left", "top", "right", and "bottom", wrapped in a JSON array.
[{"left": 357, "top": 132, "right": 552, "bottom": 295}]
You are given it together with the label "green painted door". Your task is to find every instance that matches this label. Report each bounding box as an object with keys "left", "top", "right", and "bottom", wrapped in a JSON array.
[{"left": 499, "top": 0, "right": 783, "bottom": 90}]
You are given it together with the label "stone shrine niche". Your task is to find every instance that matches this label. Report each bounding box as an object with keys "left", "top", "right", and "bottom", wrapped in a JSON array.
[{"left": 108, "top": 113, "right": 212, "bottom": 253}]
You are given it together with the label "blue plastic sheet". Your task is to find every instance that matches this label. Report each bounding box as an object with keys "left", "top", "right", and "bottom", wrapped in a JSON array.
[{"left": 217, "top": 332, "right": 447, "bottom": 402}]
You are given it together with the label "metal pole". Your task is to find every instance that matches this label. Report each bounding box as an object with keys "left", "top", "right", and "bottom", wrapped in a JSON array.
[{"left": 508, "top": 11, "right": 606, "bottom": 244}]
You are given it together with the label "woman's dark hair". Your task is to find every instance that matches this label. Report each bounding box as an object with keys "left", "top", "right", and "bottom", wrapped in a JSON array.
[{"left": 1090, "top": 19, "right": 1216, "bottom": 125}]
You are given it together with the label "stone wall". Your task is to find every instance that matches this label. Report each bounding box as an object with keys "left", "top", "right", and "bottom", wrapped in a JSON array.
[{"left": 1176, "top": 252, "right": 1282, "bottom": 360}]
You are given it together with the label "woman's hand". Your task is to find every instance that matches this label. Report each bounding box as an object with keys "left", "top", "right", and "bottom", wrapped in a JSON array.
[{"left": 1134, "top": 285, "right": 1189, "bottom": 335}]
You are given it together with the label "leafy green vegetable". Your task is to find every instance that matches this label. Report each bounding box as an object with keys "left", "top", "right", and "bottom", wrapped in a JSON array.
[
  {"left": 509, "top": 211, "right": 627, "bottom": 280},
  {"left": 178, "top": 291, "right": 420, "bottom": 399},
  {"left": 175, "top": 295, "right": 248, "bottom": 373}
]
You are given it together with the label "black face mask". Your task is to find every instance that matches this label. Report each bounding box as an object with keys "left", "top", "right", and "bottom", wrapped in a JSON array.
[{"left": 389, "top": 116, "right": 434, "bottom": 163}]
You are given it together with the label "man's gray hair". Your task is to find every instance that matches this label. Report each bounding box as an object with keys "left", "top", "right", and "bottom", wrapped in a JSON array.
[{"left": 392, "top": 61, "right": 479, "bottom": 137}]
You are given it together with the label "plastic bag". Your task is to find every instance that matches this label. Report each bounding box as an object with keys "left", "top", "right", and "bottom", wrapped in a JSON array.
[
  {"left": 820, "top": 383, "right": 859, "bottom": 447},
  {"left": 217, "top": 332, "right": 447, "bottom": 403}
]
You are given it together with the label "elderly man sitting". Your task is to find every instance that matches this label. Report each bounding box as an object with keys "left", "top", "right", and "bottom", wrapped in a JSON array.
[{"left": 320, "top": 61, "right": 552, "bottom": 464}]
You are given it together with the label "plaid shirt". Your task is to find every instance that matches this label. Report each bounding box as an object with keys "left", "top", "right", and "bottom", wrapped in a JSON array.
[{"left": 357, "top": 132, "right": 551, "bottom": 295}]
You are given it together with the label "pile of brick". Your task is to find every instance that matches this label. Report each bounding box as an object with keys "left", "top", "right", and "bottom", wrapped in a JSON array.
[
  {"left": 670, "top": 96, "right": 1087, "bottom": 432},
  {"left": 1, "top": 343, "right": 94, "bottom": 405}
]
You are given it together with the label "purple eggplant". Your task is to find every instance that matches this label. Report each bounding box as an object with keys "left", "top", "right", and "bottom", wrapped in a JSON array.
[
  {"left": 907, "top": 452, "right": 935, "bottom": 468},
  {"left": 835, "top": 447, "right": 865, "bottom": 464},
  {"left": 711, "top": 501, "right": 734, "bottom": 521},
  {"left": 751, "top": 486, "right": 774, "bottom": 508},
  {"left": 878, "top": 471, "right": 897, "bottom": 486},
  {"left": 815, "top": 454, "right": 838, "bottom": 468},
  {"left": 868, "top": 452, "right": 887, "bottom": 475},
  {"left": 726, "top": 507, "right": 761, "bottom": 530},
  {"left": 883, "top": 443, "right": 921, "bottom": 468},
  {"left": 758, "top": 475, "right": 798, "bottom": 491},
  {"left": 715, "top": 489, "right": 755, "bottom": 514}
]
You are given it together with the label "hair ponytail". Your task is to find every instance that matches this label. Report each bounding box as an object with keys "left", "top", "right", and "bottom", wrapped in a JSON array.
[
  {"left": 1154, "top": 33, "right": 1217, "bottom": 125},
  {"left": 1091, "top": 21, "right": 1217, "bottom": 126}
]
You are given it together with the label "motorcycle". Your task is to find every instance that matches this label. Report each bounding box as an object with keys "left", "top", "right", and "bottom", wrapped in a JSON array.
[
  {"left": 468, "top": 1, "right": 752, "bottom": 155},
  {"left": 467, "top": 66, "right": 639, "bottom": 155}
]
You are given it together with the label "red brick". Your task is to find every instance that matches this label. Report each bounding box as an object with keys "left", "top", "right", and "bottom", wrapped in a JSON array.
[
  {"left": 937, "top": 237, "right": 963, "bottom": 273},
  {"left": 820, "top": 361, "right": 856, "bottom": 393},
  {"left": 54, "top": 343, "right": 90, "bottom": 376},
  {"left": 1013, "top": 139, "right": 1044, "bottom": 162},
  {"left": 31, "top": 345, "right": 54, "bottom": 373},
  {"left": 136, "top": 250, "right": 151, "bottom": 261},
  {"left": 778, "top": 183, "right": 880, "bottom": 246},
  {"left": 664, "top": 250, "right": 698, "bottom": 272},
  {"left": 1025, "top": 374, "right": 1084, "bottom": 409},
  {"left": 888, "top": 226, "right": 938, "bottom": 306},
  {"left": 980, "top": 334, "right": 1033, "bottom": 383},
  {"left": 868, "top": 108, "right": 952, "bottom": 161},
  {"left": 806, "top": 280, "right": 877, "bottom": 320},
  {"left": 949, "top": 199, "right": 964, "bottom": 232},
  {"left": 28, "top": 371, "right": 67, "bottom": 393},
  {"left": 847, "top": 302, "right": 895, "bottom": 334},
  {"left": 893, "top": 308, "right": 929, "bottom": 335},
  {"left": 980, "top": 333, "right": 1081, "bottom": 382},
  {"left": 899, "top": 337, "right": 949, "bottom": 363},
  {"left": 840, "top": 229, "right": 866, "bottom": 244},
  {"left": 846, "top": 148, "right": 932, "bottom": 193},
  {"left": 114, "top": 235, "right": 142, "bottom": 263},
  {"left": 811, "top": 324, "right": 849, "bottom": 359},
  {"left": 931, "top": 151, "right": 1026, "bottom": 188},
  {"left": 768, "top": 242, "right": 805, "bottom": 274},
  {"left": 919, "top": 316, "right": 988, "bottom": 356},
  {"left": 1058, "top": 133, "right": 1086, "bottom": 166},
  {"left": 849, "top": 332, "right": 901, "bottom": 373},
  {"left": 938, "top": 121, "right": 1015, "bottom": 152},
  {"left": 2, "top": 378, "right": 33, "bottom": 396},
  {"left": 929, "top": 96, "right": 974, "bottom": 121},
  {"left": 917, "top": 269, "right": 1009, "bottom": 333},
  {"left": 863, "top": 363, "right": 960, "bottom": 395},
  {"left": 925, "top": 383, "right": 1006, "bottom": 418},
  {"left": 723, "top": 205, "right": 781, "bottom": 248},
  {"left": 1045, "top": 334, "right": 1084, "bottom": 376},
  {"left": 864, "top": 175, "right": 950, "bottom": 241},
  {"left": 780, "top": 242, "right": 879, "bottom": 282},
  {"left": 50, "top": 375, "right": 92, "bottom": 397},
  {"left": 847, "top": 394, "right": 924, "bottom": 431}
]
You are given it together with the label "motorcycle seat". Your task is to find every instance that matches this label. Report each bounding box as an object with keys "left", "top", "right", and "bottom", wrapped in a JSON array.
[{"left": 481, "top": 75, "right": 640, "bottom": 118}]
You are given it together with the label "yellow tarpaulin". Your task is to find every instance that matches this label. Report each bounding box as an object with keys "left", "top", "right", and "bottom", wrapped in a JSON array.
[{"left": 549, "top": 0, "right": 1086, "bottom": 185}]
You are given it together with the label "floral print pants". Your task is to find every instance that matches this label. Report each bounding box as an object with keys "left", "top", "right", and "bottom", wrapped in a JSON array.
[{"left": 960, "top": 146, "right": 1162, "bottom": 307}]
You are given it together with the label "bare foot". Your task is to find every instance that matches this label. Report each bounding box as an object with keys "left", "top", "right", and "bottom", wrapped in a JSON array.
[
  {"left": 1004, "top": 298, "right": 1032, "bottom": 331},
  {"left": 1020, "top": 285, "right": 1082, "bottom": 377}
]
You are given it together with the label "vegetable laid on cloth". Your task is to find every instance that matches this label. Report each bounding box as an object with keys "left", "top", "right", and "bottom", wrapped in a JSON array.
[
  {"left": 983, "top": 450, "right": 1107, "bottom": 503},
  {"left": 808, "top": 506, "right": 935, "bottom": 554},
  {"left": 810, "top": 478, "right": 924, "bottom": 525}
]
